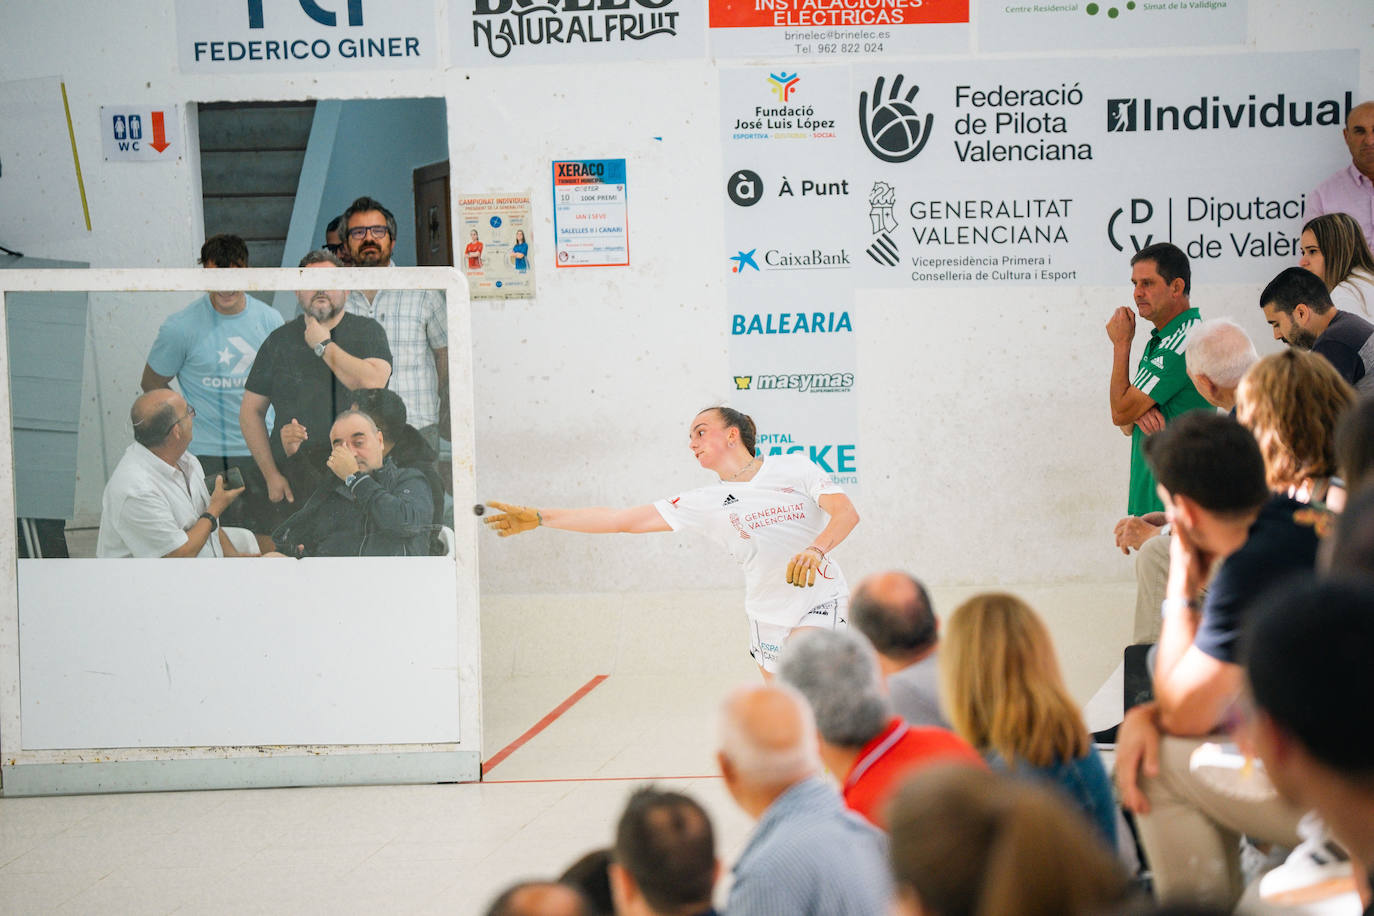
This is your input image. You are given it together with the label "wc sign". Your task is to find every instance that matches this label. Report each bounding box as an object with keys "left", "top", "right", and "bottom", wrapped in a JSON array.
[{"left": 100, "top": 105, "right": 180, "bottom": 161}]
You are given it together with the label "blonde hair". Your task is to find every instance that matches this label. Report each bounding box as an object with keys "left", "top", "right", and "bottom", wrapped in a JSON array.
[
  {"left": 887, "top": 765, "right": 1130, "bottom": 916},
  {"left": 939, "top": 593, "right": 1088, "bottom": 768},
  {"left": 1236, "top": 349, "right": 1356, "bottom": 491}
]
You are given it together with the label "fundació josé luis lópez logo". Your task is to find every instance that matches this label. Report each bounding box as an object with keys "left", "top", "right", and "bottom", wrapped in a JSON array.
[{"left": 859, "top": 75, "right": 933, "bottom": 164}]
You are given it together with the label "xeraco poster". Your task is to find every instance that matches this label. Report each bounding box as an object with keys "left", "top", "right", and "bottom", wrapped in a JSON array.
[{"left": 458, "top": 192, "right": 535, "bottom": 300}]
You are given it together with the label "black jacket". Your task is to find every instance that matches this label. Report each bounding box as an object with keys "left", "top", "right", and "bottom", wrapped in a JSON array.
[{"left": 272, "top": 459, "right": 434, "bottom": 557}]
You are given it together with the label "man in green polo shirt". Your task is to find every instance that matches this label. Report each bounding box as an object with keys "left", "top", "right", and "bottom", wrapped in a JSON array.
[{"left": 1106, "top": 242, "right": 1212, "bottom": 516}]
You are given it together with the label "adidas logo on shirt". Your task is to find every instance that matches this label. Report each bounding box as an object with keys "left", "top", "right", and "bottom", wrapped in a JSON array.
[
  {"left": 1150, "top": 355, "right": 1165, "bottom": 369},
  {"left": 722, "top": 494, "right": 739, "bottom": 506}
]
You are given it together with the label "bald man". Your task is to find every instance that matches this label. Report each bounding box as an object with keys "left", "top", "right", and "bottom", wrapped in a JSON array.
[
  {"left": 1306, "top": 101, "right": 1374, "bottom": 252},
  {"left": 717, "top": 684, "right": 890, "bottom": 916},
  {"left": 484, "top": 882, "right": 592, "bottom": 916},
  {"left": 97, "top": 389, "right": 249, "bottom": 557},
  {"left": 849, "top": 571, "right": 948, "bottom": 728}
]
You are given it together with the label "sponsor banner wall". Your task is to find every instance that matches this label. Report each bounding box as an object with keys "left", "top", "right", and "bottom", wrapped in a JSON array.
[
  {"left": 458, "top": 192, "right": 535, "bottom": 299},
  {"left": 174, "top": 0, "right": 437, "bottom": 72},
  {"left": 450, "top": 0, "right": 705, "bottom": 66},
  {"left": 727, "top": 286, "right": 861, "bottom": 488},
  {"left": 979, "top": 0, "right": 1247, "bottom": 53},
  {"left": 709, "top": 0, "right": 969, "bottom": 58},
  {"left": 722, "top": 52, "right": 1358, "bottom": 290}
]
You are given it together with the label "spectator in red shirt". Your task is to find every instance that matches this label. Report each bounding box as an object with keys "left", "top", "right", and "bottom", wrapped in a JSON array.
[{"left": 777, "top": 628, "right": 984, "bottom": 829}]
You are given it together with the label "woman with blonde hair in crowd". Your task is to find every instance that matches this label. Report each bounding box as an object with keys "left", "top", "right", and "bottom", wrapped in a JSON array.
[
  {"left": 886, "top": 764, "right": 1133, "bottom": 916},
  {"left": 1235, "top": 348, "right": 1356, "bottom": 511},
  {"left": 1299, "top": 212, "right": 1374, "bottom": 316},
  {"left": 939, "top": 592, "right": 1118, "bottom": 849}
]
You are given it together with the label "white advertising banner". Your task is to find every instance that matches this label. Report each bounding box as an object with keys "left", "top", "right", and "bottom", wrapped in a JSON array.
[
  {"left": 174, "top": 0, "right": 437, "bottom": 72},
  {"left": 978, "top": 0, "right": 1247, "bottom": 53},
  {"left": 709, "top": 0, "right": 969, "bottom": 59},
  {"left": 721, "top": 52, "right": 1359, "bottom": 290},
  {"left": 450, "top": 0, "right": 706, "bottom": 66}
]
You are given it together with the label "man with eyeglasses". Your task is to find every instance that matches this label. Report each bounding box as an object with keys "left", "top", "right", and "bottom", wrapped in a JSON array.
[
  {"left": 341, "top": 195, "right": 449, "bottom": 450},
  {"left": 97, "top": 389, "right": 253, "bottom": 558},
  {"left": 140, "top": 234, "right": 284, "bottom": 532},
  {"left": 240, "top": 250, "right": 392, "bottom": 531}
]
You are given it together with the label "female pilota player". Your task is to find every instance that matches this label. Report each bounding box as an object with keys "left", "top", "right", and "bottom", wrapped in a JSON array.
[{"left": 481, "top": 406, "right": 860, "bottom": 679}]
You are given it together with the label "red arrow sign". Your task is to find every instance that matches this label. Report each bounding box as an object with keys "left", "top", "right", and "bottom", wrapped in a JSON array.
[{"left": 150, "top": 111, "right": 170, "bottom": 153}]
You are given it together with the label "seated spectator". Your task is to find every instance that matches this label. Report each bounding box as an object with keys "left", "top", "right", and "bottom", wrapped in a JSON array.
[
  {"left": 1117, "top": 318, "right": 1260, "bottom": 644},
  {"left": 1236, "top": 348, "right": 1355, "bottom": 511},
  {"left": 777, "top": 628, "right": 983, "bottom": 829},
  {"left": 324, "top": 214, "right": 352, "bottom": 264},
  {"left": 609, "top": 787, "right": 718, "bottom": 916},
  {"left": 270, "top": 409, "right": 434, "bottom": 557},
  {"left": 559, "top": 850, "right": 613, "bottom": 916},
  {"left": 1300, "top": 212, "right": 1374, "bottom": 316},
  {"left": 849, "top": 571, "right": 949, "bottom": 728},
  {"left": 1244, "top": 577, "right": 1374, "bottom": 911},
  {"left": 485, "top": 882, "right": 593, "bottom": 916},
  {"left": 1335, "top": 397, "right": 1374, "bottom": 492},
  {"left": 351, "top": 387, "right": 446, "bottom": 524},
  {"left": 939, "top": 592, "right": 1117, "bottom": 849},
  {"left": 887, "top": 764, "right": 1132, "bottom": 916},
  {"left": 97, "top": 390, "right": 257, "bottom": 558},
  {"left": 1115, "top": 412, "right": 1315, "bottom": 907},
  {"left": 716, "top": 683, "right": 891, "bottom": 915},
  {"left": 1260, "top": 266, "right": 1374, "bottom": 395},
  {"left": 1326, "top": 484, "right": 1374, "bottom": 575}
]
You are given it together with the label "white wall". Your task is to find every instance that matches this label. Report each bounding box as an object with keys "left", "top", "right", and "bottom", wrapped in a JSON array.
[{"left": 2, "top": 1, "right": 1371, "bottom": 595}]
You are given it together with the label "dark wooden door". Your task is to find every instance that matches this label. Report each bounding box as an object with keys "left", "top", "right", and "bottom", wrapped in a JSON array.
[{"left": 413, "top": 160, "right": 452, "bottom": 267}]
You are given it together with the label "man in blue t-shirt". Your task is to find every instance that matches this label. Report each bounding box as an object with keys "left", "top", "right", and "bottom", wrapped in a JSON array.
[{"left": 141, "top": 234, "right": 283, "bottom": 532}]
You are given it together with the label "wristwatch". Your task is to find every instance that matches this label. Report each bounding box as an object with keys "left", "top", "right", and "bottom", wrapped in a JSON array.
[
  {"left": 199, "top": 511, "right": 219, "bottom": 532},
  {"left": 312, "top": 337, "right": 331, "bottom": 358},
  {"left": 344, "top": 472, "right": 360, "bottom": 488}
]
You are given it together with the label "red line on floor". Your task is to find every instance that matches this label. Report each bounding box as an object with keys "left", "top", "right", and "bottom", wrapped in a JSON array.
[
  {"left": 482, "top": 674, "right": 610, "bottom": 776},
  {"left": 484, "top": 775, "right": 721, "bottom": 785}
]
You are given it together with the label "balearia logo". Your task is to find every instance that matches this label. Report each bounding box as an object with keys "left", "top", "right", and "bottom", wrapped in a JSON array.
[
  {"left": 739, "top": 372, "right": 856, "bottom": 393},
  {"left": 728, "top": 169, "right": 763, "bottom": 207},
  {"left": 768, "top": 71, "right": 801, "bottom": 102},
  {"left": 471, "top": 0, "right": 682, "bottom": 60},
  {"left": 1107, "top": 91, "right": 1354, "bottom": 133},
  {"left": 859, "top": 74, "right": 933, "bottom": 163},
  {"left": 731, "top": 311, "right": 853, "bottom": 335}
]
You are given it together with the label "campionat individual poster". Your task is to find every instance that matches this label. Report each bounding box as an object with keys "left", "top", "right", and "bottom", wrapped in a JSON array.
[
  {"left": 458, "top": 192, "right": 535, "bottom": 300},
  {"left": 552, "top": 159, "right": 630, "bottom": 268}
]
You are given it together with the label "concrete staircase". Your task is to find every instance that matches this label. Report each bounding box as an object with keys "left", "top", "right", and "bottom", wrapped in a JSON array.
[{"left": 198, "top": 101, "right": 316, "bottom": 269}]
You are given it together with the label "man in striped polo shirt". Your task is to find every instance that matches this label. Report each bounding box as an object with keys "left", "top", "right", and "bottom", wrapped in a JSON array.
[{"left": 1107, "top": 242, "right": 1212, "bottom": 517}]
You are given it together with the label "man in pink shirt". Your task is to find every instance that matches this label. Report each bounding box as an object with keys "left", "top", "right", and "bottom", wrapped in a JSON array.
[{"left": 1307, "top": 101, "right": 1374, "bottom": 252}]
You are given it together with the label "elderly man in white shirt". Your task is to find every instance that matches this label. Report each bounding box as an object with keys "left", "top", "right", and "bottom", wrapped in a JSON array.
[{"left": 97, "top": 389, "right": 254, "bottom": 557}]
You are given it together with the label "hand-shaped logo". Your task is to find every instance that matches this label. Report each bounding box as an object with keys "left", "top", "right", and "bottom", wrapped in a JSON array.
[{"left": 859, "top": 75, "right": 933, "bottom": 164}]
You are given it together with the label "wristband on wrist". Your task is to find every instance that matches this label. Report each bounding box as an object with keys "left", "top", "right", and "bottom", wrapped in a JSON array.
[
  {"left": 199, "top": 511, "right": 219, "bottom": 532},
  {"left": 1160, "top": 596, "right": 1199, "bottom": 618},
  {"left": 805, "top": 545, "right": 825, "bottom": 559}
]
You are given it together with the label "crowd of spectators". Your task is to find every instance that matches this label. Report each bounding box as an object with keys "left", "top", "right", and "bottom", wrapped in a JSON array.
[
  {"left": 97, "top": 195, "right": 451, "bottom": 558},
  {"left": 482, "top": 101, "right": 1374, "bottom": 916}
]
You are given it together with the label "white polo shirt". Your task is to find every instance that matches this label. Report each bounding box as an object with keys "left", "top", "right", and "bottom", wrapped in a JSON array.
[
  {"left": 96, "top": 443, "right": 220, "bottom": 558},
  {"left": 653, "top": 453, "right": 848, "bottom": 626}
]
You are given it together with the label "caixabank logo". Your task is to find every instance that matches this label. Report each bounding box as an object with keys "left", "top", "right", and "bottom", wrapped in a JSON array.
[
  {"left": 1107, "top": 91, "right": 1354, "bottom": 133},
  {"left": 470, "top": 0, "right": 684, "bottom": 60}
]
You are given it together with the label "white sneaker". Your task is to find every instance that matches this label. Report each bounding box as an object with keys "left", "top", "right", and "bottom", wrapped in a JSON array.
[{"left": 1258, "top": 811, "right": 1356, "bottom": 905}]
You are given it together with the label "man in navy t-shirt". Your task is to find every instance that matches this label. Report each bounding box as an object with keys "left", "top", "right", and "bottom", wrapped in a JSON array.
[
  {"left": 1114, "top": 412, "right": 1317, "bottom": 908},
  {"left": 1261, "top": 266, "right": 1374, "bottom": 396}
]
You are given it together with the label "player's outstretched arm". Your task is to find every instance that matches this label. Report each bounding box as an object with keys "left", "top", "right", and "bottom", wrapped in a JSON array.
[{"left": 482, "top": 501, "right": 670, "bottom": 537}]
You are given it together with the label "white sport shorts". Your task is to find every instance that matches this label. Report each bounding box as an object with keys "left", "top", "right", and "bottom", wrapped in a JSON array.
[{"left": 748, "top": 595, "right": 850, "bottom": 673}]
